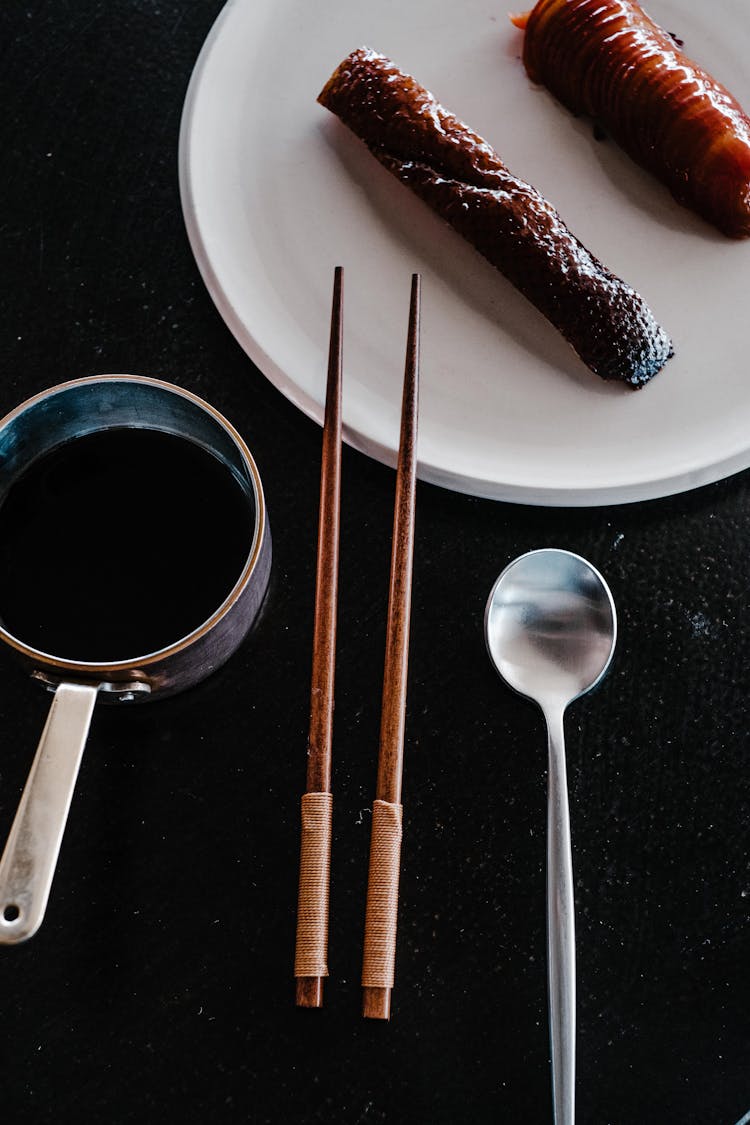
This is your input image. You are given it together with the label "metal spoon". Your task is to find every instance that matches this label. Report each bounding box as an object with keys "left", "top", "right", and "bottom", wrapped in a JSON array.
[{"left": 484, "top": 549, "right": 616, "bottom": 1125}]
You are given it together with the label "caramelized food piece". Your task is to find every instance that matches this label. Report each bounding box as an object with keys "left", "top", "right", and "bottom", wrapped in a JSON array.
[
  {"left": 516, "top": 0, "right": 750, "bottom": 238},
  {"left": 318, "top": 48, "right": 672, "bottom": 387}
]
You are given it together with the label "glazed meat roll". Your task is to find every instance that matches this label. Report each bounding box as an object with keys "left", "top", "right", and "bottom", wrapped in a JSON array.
[
  {"left": 514, "top": 0, "right": 750, "bottom": 238},
  {"left": 319, "top": 48, "right": 673, "bottom": 387}
]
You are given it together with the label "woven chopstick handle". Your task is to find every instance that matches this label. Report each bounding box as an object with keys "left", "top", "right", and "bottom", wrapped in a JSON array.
[
  {"left": 294, "top": 791, "right": 333, "bottom": 978},
  {"left": 361, "top": 799, "right": 403, "bottom": 989}
]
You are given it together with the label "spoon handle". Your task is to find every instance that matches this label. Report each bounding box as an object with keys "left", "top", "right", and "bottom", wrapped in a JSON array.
[{"left": 546, "top": 706, "right": 576, "bottom": 1125}]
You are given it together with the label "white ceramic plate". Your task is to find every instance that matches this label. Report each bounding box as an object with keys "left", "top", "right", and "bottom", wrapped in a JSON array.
[{"left": 179, "top": 0, "right": 750, "bottom": 505}]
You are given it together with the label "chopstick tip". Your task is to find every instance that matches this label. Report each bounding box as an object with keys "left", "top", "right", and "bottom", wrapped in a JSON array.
[{"left": 409, "top": 273, "right": 421, "bottom": 316}]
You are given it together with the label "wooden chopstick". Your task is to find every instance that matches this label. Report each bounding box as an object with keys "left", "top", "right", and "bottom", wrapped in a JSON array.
[
  {"left": 361, "top": 273, "right": 421, "bottom": 1021},
  {"left": 294, "top": 266, "right": 343, "bottom": 1008}
]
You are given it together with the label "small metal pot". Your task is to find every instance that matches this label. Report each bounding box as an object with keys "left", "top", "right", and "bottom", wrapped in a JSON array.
[{"left": 0, "top": 375, "right": 271, "bottom": 943}]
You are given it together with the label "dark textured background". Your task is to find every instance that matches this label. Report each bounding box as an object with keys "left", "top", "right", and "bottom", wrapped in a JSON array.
[{"left": 0, "top": 2, "right": 748, "bottom": 1122}]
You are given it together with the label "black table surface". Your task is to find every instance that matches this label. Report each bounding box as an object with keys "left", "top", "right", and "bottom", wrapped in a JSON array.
[{"left": 0, "top": 3, "right": 748, "bottom": 1123}]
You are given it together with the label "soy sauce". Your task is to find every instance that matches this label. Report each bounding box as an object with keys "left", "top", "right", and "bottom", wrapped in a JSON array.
[{"left": 0, "top": 428, "right": 255, "bottom": 661}]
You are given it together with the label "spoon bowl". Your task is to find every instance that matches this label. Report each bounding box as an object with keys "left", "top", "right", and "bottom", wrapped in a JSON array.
[
  {"left": 484, "top": 548, "right": 616, "bottom": 1125},
  {"left": 485, "top": 548, "right": 616, "bottom": 714}
]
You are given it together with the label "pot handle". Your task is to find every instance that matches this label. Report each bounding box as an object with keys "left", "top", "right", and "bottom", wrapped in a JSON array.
[{"left": 0, "top": 682, "right": 99, "bottom": 944}]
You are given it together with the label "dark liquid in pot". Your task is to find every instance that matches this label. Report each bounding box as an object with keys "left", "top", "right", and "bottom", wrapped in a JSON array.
[{"left": 0, "top": 428, "right": 255, "bottom": 662}]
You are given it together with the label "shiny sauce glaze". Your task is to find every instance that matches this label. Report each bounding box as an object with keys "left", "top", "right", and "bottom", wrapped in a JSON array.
[
  {"left": 319, "top": 48, "right": 673, "bottom": 386},
  {"left": 520, "top": 0, "right": 750, "bottom": 237}
]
